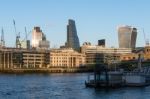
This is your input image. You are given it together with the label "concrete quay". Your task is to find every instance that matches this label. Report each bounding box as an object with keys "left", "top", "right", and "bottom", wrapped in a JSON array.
[{"left": 0, "top": 67, "right": 92, "bottom": 73}]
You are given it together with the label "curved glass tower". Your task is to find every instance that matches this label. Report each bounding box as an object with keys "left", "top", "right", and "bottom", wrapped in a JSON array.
[{"left": 118, "top": 25, "right": 137, "bottom": 48}]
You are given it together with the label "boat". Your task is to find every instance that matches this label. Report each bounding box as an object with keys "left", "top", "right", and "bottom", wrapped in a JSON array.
[
  {"left": 85, "top": 55, "right": 150, "bottom": 88},
  {"left": 85, "top": 64, "right": 123, "bottom": 88},
  {"left": 123, "top": 67, "right": 150, "bottom": 87},
  {"left": 123, "top": 54, "right": 150, "bottom": 87}
]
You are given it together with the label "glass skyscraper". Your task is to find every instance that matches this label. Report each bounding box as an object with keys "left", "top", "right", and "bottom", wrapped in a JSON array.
[
  {"left": 65, "top": 19, "right": 80, "bottom": 51},
  {"left": 32, "top": 27, "right": 49, "bottom": 49},
  {"left": 118, "top": 25, "right": 137, "bottom": 48},
  {"left": 32, "top": 27, "right": 43, "bottom": 48}
]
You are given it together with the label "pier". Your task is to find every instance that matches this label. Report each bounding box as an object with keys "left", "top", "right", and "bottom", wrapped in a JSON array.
[{"left": 85, "top": 63, "right": 150, "bottom": 88}]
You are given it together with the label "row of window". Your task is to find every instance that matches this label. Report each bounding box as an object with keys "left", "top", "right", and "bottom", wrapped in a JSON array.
[
  {"left": 51, "top": 64, "right": 68, "bottom": 66},
  {"left": 146, "top": 49, "right": 150, "bottom": 53},
  {"left": 51, "top": 60, "right": 68, "bottom": 63},
  {"left": 123, "top": 57, "right": 136, "bottom": 60},
  {"left": 51, "top": 57, "right": 68, "bottom": 59}
]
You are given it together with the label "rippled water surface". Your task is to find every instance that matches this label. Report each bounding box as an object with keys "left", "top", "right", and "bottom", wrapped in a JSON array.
[{"left": 0, "top": 73, "right": 150, "bottom": 99}]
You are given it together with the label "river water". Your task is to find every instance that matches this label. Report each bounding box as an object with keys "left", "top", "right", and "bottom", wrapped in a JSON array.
[{"left": 0, "top": 73, "right": 150, "bottom": 99}]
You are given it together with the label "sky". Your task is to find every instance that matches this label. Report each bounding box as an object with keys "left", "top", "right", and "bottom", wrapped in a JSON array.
[{"left": 0, "top": 0, "right": 150, "bottom": 48}]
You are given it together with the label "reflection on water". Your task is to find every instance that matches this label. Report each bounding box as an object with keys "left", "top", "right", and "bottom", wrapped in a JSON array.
[{"left": 0, "top": 73, "right": 150, "bottom": 99}]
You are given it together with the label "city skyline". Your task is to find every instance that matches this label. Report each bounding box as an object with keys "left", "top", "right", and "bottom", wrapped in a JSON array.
[{"left": 0, "top": 0, "right": 150, "bottom": 48}]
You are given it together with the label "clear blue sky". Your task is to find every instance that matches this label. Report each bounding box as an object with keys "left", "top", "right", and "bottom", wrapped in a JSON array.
[{"left": 0, "top": 0, "right": 150, "bottom": 48}]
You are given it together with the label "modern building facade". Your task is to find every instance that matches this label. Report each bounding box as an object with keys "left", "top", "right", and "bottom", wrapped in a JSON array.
[
  {"left": 0, "top": 48, "right": 23, "bottom": 69},
  {"left": 22, "top": 50, "right": 50, "bottom": 68},
  {"left": 32, "top": 27, "right": 43, "bottom": 48},
  {"left": 118, "top": 25, "right": 137, "bottom": 49},
  {"left": 81, "top": 45, "right": 132, "bottom": 54},
  {"left": 98, "top": 39, "right": 105, "bottom": 47},
  {"left": 20, "top": 40, "right": 30, "bottom": 49},
  {"left": 65, "top": 19, "right": 80, "bottom": 51},
  {"left": 81, "top": 45, "right": 132, "bottom": 65},
  {"left": 0, "top": 48, "right": 50, "bottom": 69},
  {"left": 0, "top": 50, "right": 13, "bottom": 69},
  {"left": 32, "top": 27, "right": 49, "bottom": 49}
]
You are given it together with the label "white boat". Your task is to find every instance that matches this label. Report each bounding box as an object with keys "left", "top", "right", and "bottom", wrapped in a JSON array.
[{"left": 123, "top": 73, "right": 147, "bottom": 87}]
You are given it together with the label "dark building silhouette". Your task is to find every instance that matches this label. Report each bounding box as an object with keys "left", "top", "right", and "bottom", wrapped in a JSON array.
[
  {"left": 98, "top": 39, "right": 105, "bottom": 47},
  {"left": 65, "top": 19, "right": 80, "bottom": 51},
  {"left": 118, "top": 26, "right": 137, "bottom": 48}
]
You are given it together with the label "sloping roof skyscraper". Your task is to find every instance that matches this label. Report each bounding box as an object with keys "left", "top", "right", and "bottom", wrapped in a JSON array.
[{"left": 65, "top": 19, "right": 80, "bottom": 51}]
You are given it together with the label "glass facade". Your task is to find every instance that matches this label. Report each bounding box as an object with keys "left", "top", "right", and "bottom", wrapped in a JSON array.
[
  {"left": 32, "top": 27, "right": 43, "bottom": 48},
  {"left": 118, "top": 26, "right": 137, "bottom": 48},
  {"left": 66, "top": 19, "right": 80, "bottom": 51}
]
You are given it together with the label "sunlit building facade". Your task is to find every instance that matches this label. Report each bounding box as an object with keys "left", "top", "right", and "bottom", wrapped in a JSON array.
[
  {"left": 50, "top": 48, "right": 85, "bottom": 67},
  {"left": 31, "top": 27, "right": 49, "bottom": 49},
  {"left": 118, "top": 25, "right": 137, "bottom": 48},
  {"left": 32, "top": 27, "right": 43, "bottom": 48},
  {"left": 81, "top": 45, "right": 132, "bottom": 65}
]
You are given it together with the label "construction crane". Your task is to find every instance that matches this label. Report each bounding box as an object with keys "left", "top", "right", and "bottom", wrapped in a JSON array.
[
  {"left": 13, "top": 20, "right": 21, "bottom": 48},
  {"left": 143, "top": 29, "right": 149, "bottom": 46},
  {"left": 21, "top": 27, "right": 31, "bottom": 42},
  {"left": 1, "top": 27, "right": 5, "bottom": 47},
  {"left": 18, "top": 27, "right": 31, "bottom": 49},
  {"left": 25, "top": 27, "right": 27, "bottom": 41},
  {"left": 23, "top": 27, "right": 31, "bottom": 41}
]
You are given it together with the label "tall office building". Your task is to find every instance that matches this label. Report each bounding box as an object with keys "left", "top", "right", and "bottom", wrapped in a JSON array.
[
  {"left": 32, "top": 27, "right": 43, "bottom": 48},
  {"left": 118, "top": 25, "right": 137, "bottom": 48},
  {"left": 65, "top": 19, "right": 80, "bottom": 51},
  {"left": 98, "top": 39, "right": 105, "bottom": 47},
  {"left": 32, "top": 27, "right": 49, "bottom": 49}
]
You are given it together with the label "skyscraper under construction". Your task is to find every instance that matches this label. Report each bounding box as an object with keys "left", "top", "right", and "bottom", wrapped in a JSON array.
[{"left": 65, "top": 19, "right": 80, "bottom": 51}]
